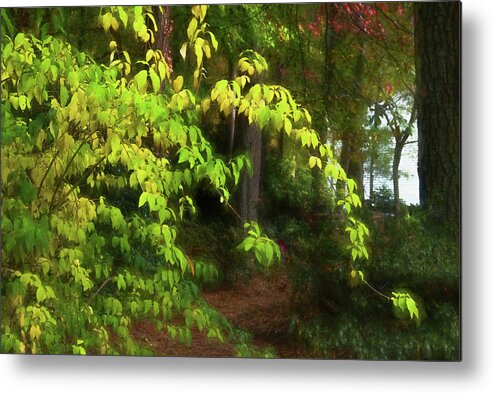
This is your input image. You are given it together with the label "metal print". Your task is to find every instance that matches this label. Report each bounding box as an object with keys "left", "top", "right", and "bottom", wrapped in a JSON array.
[{"left": 0, "top": 2, "right": 460, "bottom": 360}]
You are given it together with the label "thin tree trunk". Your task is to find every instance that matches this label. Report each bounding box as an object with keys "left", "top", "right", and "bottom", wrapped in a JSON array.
[
  {"left": 369, "top": 154, "right": 375, "bottom": 205},
  {"left": 392, "top": 141, "right": 404, "bottom": 214},
  {"left": 228, "top": 60, "right": 237, "bottom": 158}
]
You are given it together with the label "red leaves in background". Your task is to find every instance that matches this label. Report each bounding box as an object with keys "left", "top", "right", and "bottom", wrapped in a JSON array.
[
  {"left": 332, "top": 3, "right": 386, "bottom": 39},
  {"left": 298, "top": 2, "right": 409, "bottom": 41}
]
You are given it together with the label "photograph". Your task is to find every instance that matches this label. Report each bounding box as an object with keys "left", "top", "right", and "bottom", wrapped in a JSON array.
[{"left": 1, "top": 2, "right": 460, "bottom": 361}]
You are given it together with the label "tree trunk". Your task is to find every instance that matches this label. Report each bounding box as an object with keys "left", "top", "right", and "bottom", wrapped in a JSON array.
[
  {"left": 228, "top": 59, "right": 237, "bottom": 158},
  {"left": 155, "top": 6, "right": 173, "bottom": 78},
  {"left": 339, "top": 46, "right": 365, "bottom": 199},
  {"left": 239, "top": 118, "right": 262, "bottom": 222},
  {"left": 414, "top": 2, "right": 460, "bottom": 236},
  {"left": 392, "top": 141, "right": 404, "bottom": 214},
  {"left": 369, "top": 153, "right": 375, "bottom": 205}
]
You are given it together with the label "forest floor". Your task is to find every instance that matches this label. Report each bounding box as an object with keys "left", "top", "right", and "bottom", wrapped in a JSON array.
[{"left": 130, "top": 271, "right": 311, "bottom": 358}]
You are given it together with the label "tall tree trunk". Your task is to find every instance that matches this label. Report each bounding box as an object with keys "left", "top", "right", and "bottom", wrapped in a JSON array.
[
  {"left": 414, "top": 2, "right": 460, "bottom": 236},
  {"left": 340, "top": 46, "right": 365, "bottom": 199},
  {"left": 238, "top": 70, "right": 263, "bottom": 223},
  {"left": 239, "top": 119, "right": 262, "bottom": 222}
]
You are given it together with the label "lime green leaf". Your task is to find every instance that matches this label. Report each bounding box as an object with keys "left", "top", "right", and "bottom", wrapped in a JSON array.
[
  {"left": 284, "top": 117, "right": 292, "bottom": 135},
  {"left": 138, "top": 192, "right": 148, "bottom": 208},
  {"left": 36, "top": 286, "right": 46, "bottom": 302},
  {"left": 258, "top": 106, "right": 270, "bottom": 129},
  {"left": 67, "top": 71, "right": 79, "bottom": 90},
  {"left": 406, "top": 297, "right": 419, "bottom": 319},
  {"left": 118, "top": 7, "right": 128, "bottom": 27}
]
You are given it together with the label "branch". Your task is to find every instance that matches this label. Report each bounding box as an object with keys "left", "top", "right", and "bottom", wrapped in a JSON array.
[
  {"left": 87, "top": 277, "right": 112, "bottom": 304},
  {"left": 361, "top": 278, "right": 391, "bottom": 301}
]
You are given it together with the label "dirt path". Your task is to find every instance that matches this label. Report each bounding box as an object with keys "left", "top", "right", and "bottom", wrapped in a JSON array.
[{"left": 131, "top": 272, "right": 309, "bottom": 358}]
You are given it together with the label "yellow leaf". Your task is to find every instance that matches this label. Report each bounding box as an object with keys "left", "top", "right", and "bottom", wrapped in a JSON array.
[
  {"left": 173, "top": 75, "right": 184, "bottom": 93},
  {"left": 146, "top": 49, "right": 154, "bottom": 63},
  {"left": 201, "top": 98, "right": 211, "bottom": 114},
  {"left": 187, "top": 18, "right": 198, "bottom": 40},
  {"left": 200, "top": 5, "right": 208, "bottom": 22},
  {"left": 191, "top": 5, "right": 201, "bottom": 20},
  {"left": 101, "top": 12, "right": 112, "bottom": 32},
  {"left": 180, "top": 42, "right": 187, "bottom": 60},
  {"left": 111, "top": 16, "right": 119, "bottom": 31},
  {"left": 158, "top": 61, "right": 168, "bottom": 81},
  {"left": 203, "top": 43, "right": 211, "bottom": 59}
]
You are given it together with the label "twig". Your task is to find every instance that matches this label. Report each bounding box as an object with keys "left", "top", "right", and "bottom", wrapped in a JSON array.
[
  {"left": 88, "top": 277, "right": 112, "bottom": 304},
  {"left": 361, "top": 278, "right": 391, "bottom": 301}
]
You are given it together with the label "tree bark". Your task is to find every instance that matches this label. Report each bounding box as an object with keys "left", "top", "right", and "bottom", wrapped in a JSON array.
[
  {"left": 339, "top": 46, "right": 365, "bottom": 200},
  {"left": 239, "top": 118, "right": 262, "bottom": 222},
  {"left": 392, "top": 140, "right": 404, "bottom": 214},
  {"left": 228, "top": 59, "right": 238, "bottom": 158},
  {"left": 154, "top": 6, "right": 173, "bottom": 77},
  {"left": 369, "top": 154, "right": 375, "bottom": 205},
  {"left": 414, "top": 2, "right": 460, "bottom": 236}
]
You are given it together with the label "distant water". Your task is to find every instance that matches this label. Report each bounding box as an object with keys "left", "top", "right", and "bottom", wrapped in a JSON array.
[{"left": 364, "top": 138, "right": 420, "bottom": 205}]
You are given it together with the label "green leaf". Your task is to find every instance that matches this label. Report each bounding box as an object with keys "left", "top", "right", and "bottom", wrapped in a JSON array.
[
  {"left": 138, "top": 192, "right": 148, "bottom": 208},
  {"left": 311, "top": 132, "right": 319, "bottom": 147},
  {"left": 60, "top": 84, "right": 69, "bottom": 106},
  {"left": 284, "top": 117, "right": 292, "bottom": 135},
  {"left": 117, "top": 274, "right": 126, "bottom": 290},
  {"left": 130, "top": 301, "right": 138, "bottom": 315},
  {"left": 36, "top": 286, "right": 46, "bottom": 302},
  {"left": 258, "top": 106, "right": 270, "bottom": 129},
  {"left": 406, "top": 297, "right": 419, "bottom": 319},
  {"left": 265, "top": 243, "right": 273, "bottom": 264},
  {"left": 348, "top": 179, "right": 357, "bottom": 193},
  {"left": 118, "top": 7, "right": 128, "bottom": 27},
  {"left": 67, "top": 71, "right": 79, "bottom": 89},
  {"left": 110, "top": 133, "right": 121, "bottom": 153},
  {"left": 309, "top": 156, "right": 317, "bottom": 169}
]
